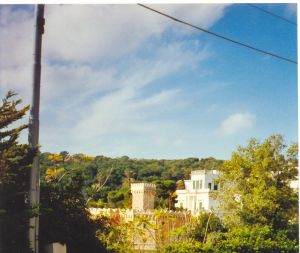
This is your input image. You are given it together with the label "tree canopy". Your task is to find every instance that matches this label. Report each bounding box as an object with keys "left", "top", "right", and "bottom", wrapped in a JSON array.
[
  {"left": 0, "top": 91, "right": 34, "bottom": 253},
  {"left": 39, "top": 152, "right": 107, "bottom": 253},
  {"left": 39, "top": 154, "right": 223, "bottom": 209},
  {"left": 217, "top": 135, "right": 298, "bottom": 230}
]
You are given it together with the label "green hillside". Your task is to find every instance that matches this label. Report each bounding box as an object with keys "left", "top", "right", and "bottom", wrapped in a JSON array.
[{"left": 40, "top": 153, "right": 223, "bottom": 209}]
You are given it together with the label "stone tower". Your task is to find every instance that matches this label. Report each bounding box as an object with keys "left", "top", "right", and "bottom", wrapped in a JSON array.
[{"left": 131, "top": 183, "right": 156, "bottom": 211}]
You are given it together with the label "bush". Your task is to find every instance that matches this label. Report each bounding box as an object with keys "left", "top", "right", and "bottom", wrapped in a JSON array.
[{"left": 209, "top": 226, "right": 299, "bottom": 253}]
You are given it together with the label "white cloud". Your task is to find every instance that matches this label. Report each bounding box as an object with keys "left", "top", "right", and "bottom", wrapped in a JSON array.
[
  {"left": 218, "top": 112, "right": 256, "bottom": 136},
  {"left": 0, "top": 6, "right": 34, "bottom": 101},
  {"left": 153, "top": 4, "right": 228, "bottom": 30},
  {"left": 0, "top": 4, "right": 227, "bottom": 98},
  {"left": 0, "top": 6, "right": 34, "bottom": 69},
  {"left": 43, "top": 4, "right": 227, "bottom": 63},
  {"left": 40, "top": 64, "right": 117, "bottom": 108},
  {"left": 56, "top": 41, "right": 203, "bottom": 148},
  {"left": 0, "top": 4, "right": 229, "bottom": 157}
]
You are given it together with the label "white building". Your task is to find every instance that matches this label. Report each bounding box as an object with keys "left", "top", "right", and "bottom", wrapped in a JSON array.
[{"left": 175, "top": 170, "right": 220, "bottom": 215}]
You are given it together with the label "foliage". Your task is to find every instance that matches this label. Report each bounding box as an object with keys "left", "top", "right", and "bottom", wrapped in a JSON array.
[
  {"left": 0, "top": 91, "right": 34, "bottom": 253},
  {"left": 95, "top": 213, "right": 157, "bottom": 253},
  {"left": 39, "top": 154, "right": 107, "bottom": 253},
  {"left": 96, "top": 215, "right": 137, "bottom": 253},
  {"left": 163, "top": 241, "right": 208, "bottom": 253},
  {"left": 164, "top": 226, "right": 299, "bottom": 253},
  {"left": 208, "top": 225, "right": 299, "bottom": 253},
  {"left": 216, "top": 135, "right": 298, "bottom": 232},
  {"left": 193, "top": 212, "right": 225, "bottom": 242},
  {"left": 155, "top": 180, "right": 177, "bottom": 209},
  {"left": 95, "top": 209, "right": 190, "bottom": 253}
]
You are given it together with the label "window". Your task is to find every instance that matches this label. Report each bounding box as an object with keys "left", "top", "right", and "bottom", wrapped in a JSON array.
[
  {"left": 199, "top": 180, "right": 203, "bottom": 189},
  {"left": 208, "top": 183, "right": 212, "bottom": 190},
  {"left": 198, "top": 201, "right": 203, "bottom": 210},
  {"left": 193, "top": 181, "right": 196, "bottom": 189},
  {"left": 196, "top": 181, "right": 199, "bottom": 189},
  {"left": 214, "top": 184, "right": 218, "bottom": 191}
]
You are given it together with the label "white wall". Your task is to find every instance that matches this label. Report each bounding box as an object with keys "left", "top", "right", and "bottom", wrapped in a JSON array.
[{"left": 175, "top": 170, "right": 220, "bottom": 215}]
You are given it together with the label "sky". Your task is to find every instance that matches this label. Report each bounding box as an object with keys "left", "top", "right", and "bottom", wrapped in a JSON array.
[{"left": 0, "top": 3, "right": 297, "bottom": 159}]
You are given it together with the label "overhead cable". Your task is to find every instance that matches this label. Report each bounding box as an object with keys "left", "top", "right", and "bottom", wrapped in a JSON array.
[
  {"left": 247, "top": 4, "right": 297, "bottom": 26},
  {"left": 138, "top": 4, "right": 297, "bottom": 65}
]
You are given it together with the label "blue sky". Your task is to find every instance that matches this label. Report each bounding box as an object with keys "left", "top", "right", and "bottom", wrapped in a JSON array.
[{"left": 0, "top": 3, "right": 297, "bottom": 159}]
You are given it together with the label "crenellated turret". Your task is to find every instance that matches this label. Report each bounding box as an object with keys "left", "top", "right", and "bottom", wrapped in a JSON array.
[{"left": 131, "top": 183, "right": 156, "bottom": 211}]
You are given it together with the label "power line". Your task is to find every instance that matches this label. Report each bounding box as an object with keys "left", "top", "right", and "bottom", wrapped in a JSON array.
[
  {"left": 247, "top": 4, "right": 297, "bottom": 26},
  {"left": 138, "top": 4, "right": 297, "bottom": 65}
]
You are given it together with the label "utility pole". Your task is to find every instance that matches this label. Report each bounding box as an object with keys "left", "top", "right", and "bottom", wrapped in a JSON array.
[{"left": 28, "top": 4, "right": 45, "bottom": 253}]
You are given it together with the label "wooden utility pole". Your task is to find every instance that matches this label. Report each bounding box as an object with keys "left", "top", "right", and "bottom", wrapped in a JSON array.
[{"left": 28, "top": 4, "right": 45, "bottom": 253}]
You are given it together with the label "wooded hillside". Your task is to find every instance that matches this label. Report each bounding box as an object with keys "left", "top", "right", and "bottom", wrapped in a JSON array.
[{"left": 40, "top": 153, "right": 223, "bottom": 209}]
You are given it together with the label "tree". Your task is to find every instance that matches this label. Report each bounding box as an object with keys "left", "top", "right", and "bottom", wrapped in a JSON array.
[
  {"left": 39, "top": 160, "right": 107, "bottom": 253},
  {"left": 96, "top": 209, "right": 190, "bottom": 253},
  {"left": 164, "top": 225, "right": 299, "bottom": 253},
  {"left": 163, "top": 241, "right": 208, "bottom": 253},
  {"left": 155, "top": 180, "right": 177, "bottom": 209},
  {"left": 208, "top": 225, "right": 298, "bottom": 253},
  {"left": 0, "top": 91, "right": 34, "bottom": 253},
  {"left": 216, "top": 135, "right": 298, "bottom": 233},
  {"left": 193, "top": 212, "right": 225, "bottom": 242}
]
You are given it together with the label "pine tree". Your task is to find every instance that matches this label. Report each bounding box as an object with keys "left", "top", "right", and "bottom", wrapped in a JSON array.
[{"left": 0, "top": 91, "right": 34, "bottom": 253}]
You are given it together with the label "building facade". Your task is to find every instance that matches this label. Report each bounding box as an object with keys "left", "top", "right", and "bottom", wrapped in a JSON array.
[{"left": 175, "top": 170, "right": 220, "bottom": 215}]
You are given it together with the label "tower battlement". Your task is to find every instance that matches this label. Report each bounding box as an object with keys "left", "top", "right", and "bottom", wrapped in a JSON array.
[{"left": 131, "top": 183, "right": 156, "bottom": 192}]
